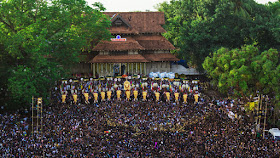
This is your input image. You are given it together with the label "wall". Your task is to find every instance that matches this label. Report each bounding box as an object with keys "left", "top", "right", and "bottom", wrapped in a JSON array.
[{"left": 146, "top": 61, "right": 171, "bottom": 74}]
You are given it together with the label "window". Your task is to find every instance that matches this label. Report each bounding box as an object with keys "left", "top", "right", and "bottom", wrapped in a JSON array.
[{"left": 114, "top": 19, "right": 122, "bottom": 26}]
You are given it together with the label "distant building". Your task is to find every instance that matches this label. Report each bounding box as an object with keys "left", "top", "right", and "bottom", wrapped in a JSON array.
[{"left": 73, "top": 12, "right": 179, "bottom": 77}]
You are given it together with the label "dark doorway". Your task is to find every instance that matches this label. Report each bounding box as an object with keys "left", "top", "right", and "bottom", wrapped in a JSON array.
[
  {"left": 121, "top": 64, "right": 126, "bottom": 75},
  {"left": 113, "top": 64, "right": 120, "bottom": 77}
]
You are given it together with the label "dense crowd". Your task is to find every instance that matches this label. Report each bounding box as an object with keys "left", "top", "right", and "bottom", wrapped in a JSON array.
[{"left": 0, "top": 77, "right": 279, "bottom": 157}]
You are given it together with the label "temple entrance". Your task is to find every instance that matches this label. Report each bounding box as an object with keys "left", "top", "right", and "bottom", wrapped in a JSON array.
[
  {"left": 91, "top": 62, "right": 148, "bottom": 77},
  {"left": 121, "top": 64, "right": 126, "bottom": 75},
  {"left": 113, "top": 64, "right": 120, "bottom": 76}
]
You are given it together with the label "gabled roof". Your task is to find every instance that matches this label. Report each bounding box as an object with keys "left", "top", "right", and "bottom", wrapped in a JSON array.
[
  {"left": 93, "top": 35, "right": 175, "bottom": 51},
  {"left": 92, "top": 37, "right": 145, "bottom": 51},
  {"left": 89, "top": 53, "right": 179, "bottom": 63},
  {"left": 136, "top": 35, "right": 175, "bottom": 50},
  {"left": 137, "top": 40, "right": 175, "bottom": 50},
  {"left": 90, "top": 54, "right": 149, "bottom": 63},
  {"left": 104, "top": 12, "right": 166, "bottom": 34},
  {"left": 110, "top": 26, "right": 139, "bottom": 34},
  {"left": 111, "top": 14, "right": 131, "bottom": 28},
  {"left": 91, "top": 12, "right": 176, "bottom": 53}
]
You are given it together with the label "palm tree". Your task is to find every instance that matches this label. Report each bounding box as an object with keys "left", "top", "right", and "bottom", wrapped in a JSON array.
[{"left": 229, "top": 0, "right": 253, "bottom": 19}]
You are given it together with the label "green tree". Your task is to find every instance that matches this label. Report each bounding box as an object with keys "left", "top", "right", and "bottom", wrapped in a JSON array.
[
  {"left": 0, "top": 0, "right": 111, "bottom": 109},
  {"left": 157, "top": 0, "right": 280, "bottom": 70},
  {"left": 269, "top": 0, "right": 280, "bottom": 17},
  {"left": 203, "top": 45, "right": 280, "bottom": 103},
  {"left": 156, "top": 0, "right": 189, "bottom": 48},
  {"left": 266, "top": 0, "right": 280, "bottom": 46},
  {"left": 230, "top": 0, "right": 252, "bottom": 18}
]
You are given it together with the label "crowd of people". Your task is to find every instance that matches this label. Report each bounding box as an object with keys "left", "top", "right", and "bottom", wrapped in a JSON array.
[{"left": 0, "top": 76, "right": 279, "bottom": 157}]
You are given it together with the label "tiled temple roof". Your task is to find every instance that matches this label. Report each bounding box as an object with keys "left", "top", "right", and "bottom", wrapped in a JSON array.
[
  {"left": 93, "top": 37, "right": 145, "bottom": 51},
  {"left": 90, "top": 12, "right": 179, "bottom": 62},
  {"left": 90, "top": 54, "right": 149, "bottom": 63},
  {"left": 104, "top": 12, "right": 166, "bottom": 34}
]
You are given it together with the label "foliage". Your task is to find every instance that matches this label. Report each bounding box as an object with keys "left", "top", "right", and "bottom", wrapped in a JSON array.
[
  {"left": 157, "top": 0, "right": 280, "bottom": 71},
  {"left": 269, "top": 0, "right": 280, "bottom": 18},
  {"left": 0, "top": 0, "right": 111, "bottom": 108},
  {"left": 203, "top": 45, "right": 280, "bottom": 104}
]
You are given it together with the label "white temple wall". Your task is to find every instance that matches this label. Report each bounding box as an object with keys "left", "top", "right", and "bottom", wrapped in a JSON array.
[{"left": 146, "top": 61, "right": 171, "bottom": 74}]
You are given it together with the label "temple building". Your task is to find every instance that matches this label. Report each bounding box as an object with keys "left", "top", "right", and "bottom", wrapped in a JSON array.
[{"left": 78, "top": 12, "right": 179, "bottom": 77}]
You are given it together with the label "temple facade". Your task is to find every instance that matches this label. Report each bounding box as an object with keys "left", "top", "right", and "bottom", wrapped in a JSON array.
[{"left": 85, "top": 12, "right": 179, "bottom": 77}]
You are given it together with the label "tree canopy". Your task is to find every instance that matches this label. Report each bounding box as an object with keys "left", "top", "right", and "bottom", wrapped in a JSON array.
[
  {"left": 0, "top": 0, "right": 111, "bottom": 108},
  {"left": 157, "top": 0, "right": 280, "bottom": 71},
  {"left": 203, "top": 45, "right": 280, "bottom": 104}
]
